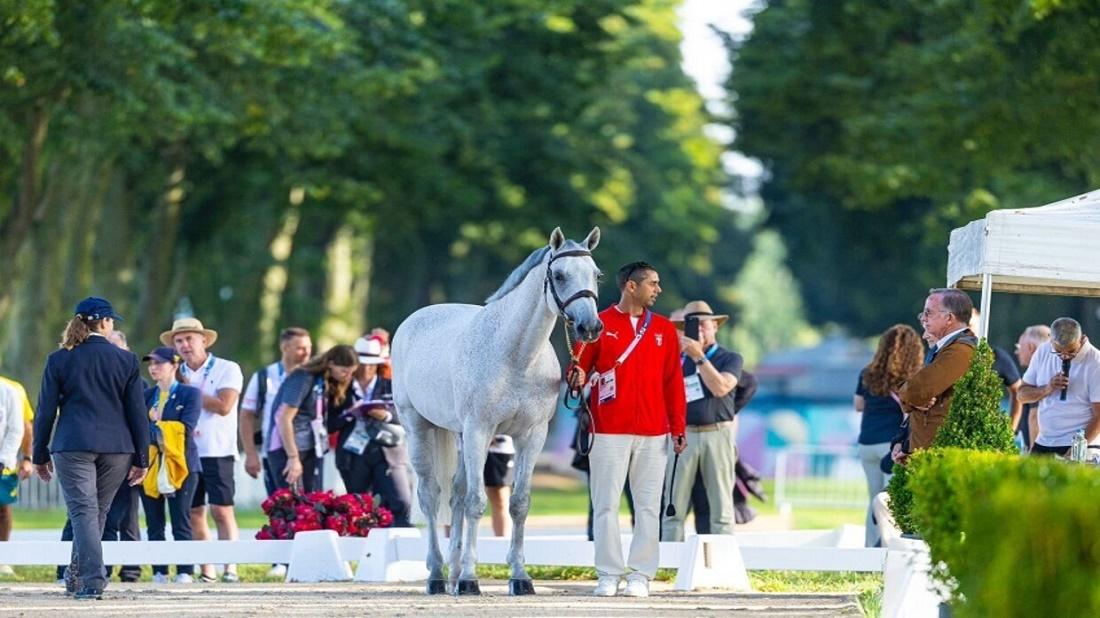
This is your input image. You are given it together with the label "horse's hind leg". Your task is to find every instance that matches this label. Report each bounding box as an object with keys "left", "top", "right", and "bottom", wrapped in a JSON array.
[
  {"left": 402, "top": 406, "right": 447, "bottom": 594},
  {"left": 447, "top": 433, "right": 467, "bottom": 589},
  {"left": 455, "top": 425, "right": 492, "bottom": 595},
  {"left": 506, "top": 424, "right": 548, "bottom": 595}
]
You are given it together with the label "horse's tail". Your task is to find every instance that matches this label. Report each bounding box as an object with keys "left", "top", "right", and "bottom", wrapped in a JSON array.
[{"left": 433, "top": 426, "right": 459, "bottom": 523}]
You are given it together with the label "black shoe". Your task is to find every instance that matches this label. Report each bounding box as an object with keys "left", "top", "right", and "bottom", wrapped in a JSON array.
[{"left": 74, "top": 588, "right": 103, "bottom": 600}]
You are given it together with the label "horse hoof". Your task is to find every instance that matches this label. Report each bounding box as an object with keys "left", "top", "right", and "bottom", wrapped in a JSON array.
[
  {"left": 455, "top": 579, "right": 481, "bottom": 596},
  {"left": 426, "top": 579, "right": 448, "bottom": 595},
  {"left": 509, "top": 579, "right": 536, "bottom": 595}
]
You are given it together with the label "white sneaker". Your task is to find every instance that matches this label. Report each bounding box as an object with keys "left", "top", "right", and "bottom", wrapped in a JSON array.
[
  {"left": 152, "top": 573, "right": 169, "bottom": 584},
  {"left": 0, "top": 565, "right": 14, "bottom": 577},
  {"left": 266, "top": 564, "right": 287, "bottom": 578},
  {"left": 592, "top": 575, "right": 621, "bottom": 597},
  {"left": 622, "top": 573, "right": 649, "bottom": 598},
  {"left": 173, "top": 573, "right": 194, "bottom": 584}
]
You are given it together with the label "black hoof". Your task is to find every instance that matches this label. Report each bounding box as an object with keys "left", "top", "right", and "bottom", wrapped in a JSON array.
[
  {"left": 455, "top": 579, "right": 481, "bottom": 596},
  {"left": 426, "top": 579, "right": 448, "bottom": 595},
  {"left": 509, "top": 578, "right": 536, "bottom": 596}
]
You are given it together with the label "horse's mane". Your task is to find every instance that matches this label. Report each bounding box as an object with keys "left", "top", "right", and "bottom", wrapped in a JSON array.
[{"left": 485, "top": 245, "right": 551, "bottom": 303}]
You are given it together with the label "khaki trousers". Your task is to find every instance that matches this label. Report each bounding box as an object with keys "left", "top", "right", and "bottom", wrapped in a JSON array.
[{"left": 661, "top": 423, "right": 737, "bottom": 541}]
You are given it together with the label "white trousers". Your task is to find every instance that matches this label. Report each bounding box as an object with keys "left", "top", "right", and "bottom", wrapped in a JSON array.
[{"left": 588, "top": 433, "right": 669, "bottom": 579}]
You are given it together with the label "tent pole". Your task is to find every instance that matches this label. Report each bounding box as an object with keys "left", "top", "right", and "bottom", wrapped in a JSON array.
[{"left": 979, "top": 272, "right": 992, "bottom": 339}]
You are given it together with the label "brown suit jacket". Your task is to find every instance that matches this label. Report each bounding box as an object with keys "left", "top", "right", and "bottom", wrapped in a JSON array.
[{"left": 899, "top": 330, "right": 977, "bottom": 451}]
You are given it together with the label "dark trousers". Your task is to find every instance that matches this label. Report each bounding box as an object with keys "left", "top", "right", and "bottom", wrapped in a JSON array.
[
  {"left": 57, "top": 481, "right": 141, "bottom": 580},
  {"left": 267, "top": 448, "right": 323, "bottom": 493},
  {"left": 337, "top": 447, "right": 412, "bottom": 527},
  {"left": 690, "top": 470, "right": 711, "bottom": 534},
  {"left": 140, "top": 472, "right": 199, "bottom": 575},
  {"left": 53, "top": 451, "right": 132, "bottom": 591},
  {"left": 584, "top": 471, "right": 634, "bottom": 542},
  {"left": 262, "top": 457, "right": 278, "bottom": 496}
]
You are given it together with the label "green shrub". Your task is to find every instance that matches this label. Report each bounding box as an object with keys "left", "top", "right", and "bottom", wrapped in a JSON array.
[
  {"left": 887, "top": 340, "right": 1015, "bottom": 534},
  {"left": 904, "top": 447, "right": 1100, "bottom": 615}
]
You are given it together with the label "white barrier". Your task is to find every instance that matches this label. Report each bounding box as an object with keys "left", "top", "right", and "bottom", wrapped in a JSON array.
[{"left": 881, "top": 536, "right": 949, "bottom": 618}]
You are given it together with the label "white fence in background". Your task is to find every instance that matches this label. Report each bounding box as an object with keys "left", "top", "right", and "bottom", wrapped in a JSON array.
[{"left": 773, "top": 445, "right": 869, "bottom": 510}]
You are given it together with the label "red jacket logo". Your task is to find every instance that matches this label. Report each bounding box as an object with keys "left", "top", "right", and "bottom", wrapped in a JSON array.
[{"left": 655, "top": 334, "right": 663, "bottom": 346}]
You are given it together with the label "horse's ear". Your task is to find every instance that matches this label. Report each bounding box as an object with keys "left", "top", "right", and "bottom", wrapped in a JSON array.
[
  {"left": 548, "top": 227, "right": 565, "bottom": 250},
  {"left": 583, "top": 227, "right": 601, "bottom": 251}
]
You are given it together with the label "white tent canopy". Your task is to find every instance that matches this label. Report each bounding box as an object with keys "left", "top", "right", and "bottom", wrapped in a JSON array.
[{"left": 946, "top": 188, "right": 1100, "bottom": 336}]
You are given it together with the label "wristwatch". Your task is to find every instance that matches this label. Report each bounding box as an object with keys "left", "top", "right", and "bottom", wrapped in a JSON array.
[{"left": 694, "top": 357, "right": 706, "bottom": 366}]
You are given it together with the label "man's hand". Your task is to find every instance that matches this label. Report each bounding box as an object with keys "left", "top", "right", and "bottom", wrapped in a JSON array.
[
  {"left": 678, "top": 335, "right": 704, "bottom": 360},
  {"left": 284, "top": 455, "right": 303, "bottom": 485},
  {"left": 244, "top": 451, "right": 262, "bottom": 479},
  {"left": 127, "top": 466, "right": 148, "bottom": 486},
  {"left": 1049, "top": 374, "right": 1069, "bottom": 393},
  {"left": 568, "top": 367, "right": 587, "bottom": 389},
  {"left": 672, "top": 434, "right": 688, "bottom": 454},
  {"left": 34, "top": 461, "right": 53, "bottom": 482},
  {"left": 891, "top": 443, "right": 909, "bottom": 466},
  {"left": 910, "top": 396, "right": 937, "bottom": 412},
  {"left": 17, "top": 458, "right": 32, "bottom": 480}
]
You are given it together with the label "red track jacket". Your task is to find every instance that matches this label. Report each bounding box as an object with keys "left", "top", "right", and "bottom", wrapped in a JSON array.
[{"left": 573, "top": 305, "right": 687, "bottom": 437}]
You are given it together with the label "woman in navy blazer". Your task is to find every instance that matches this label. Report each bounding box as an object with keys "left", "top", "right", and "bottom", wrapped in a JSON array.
[
  {"left": 139, "top": 346, "right": 202, "bottom": 583},
  {"left": 33, "top": 297, "right": 149, "bottom": 599}
]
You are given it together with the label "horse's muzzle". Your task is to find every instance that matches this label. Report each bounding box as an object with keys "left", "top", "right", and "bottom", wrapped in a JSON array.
[{"left": 575, "top": 319, "right": 604, "bottom": 342}]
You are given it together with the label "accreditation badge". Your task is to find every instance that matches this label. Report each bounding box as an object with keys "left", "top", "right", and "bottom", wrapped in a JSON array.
[
  {"left": 598, "top": 369, "right": 617, "bottom": 404},
  {"left": 684, "top": 373, "right": 705, "bottom": 402}
]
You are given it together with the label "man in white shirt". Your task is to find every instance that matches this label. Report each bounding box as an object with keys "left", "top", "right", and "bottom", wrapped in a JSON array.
[
  {"left": 239, "top": 327, "right": 312, "bottom": 495},
  {"left": 162, "top": 317, "right": 244, "bottom": 583},
  {"left": 1019, "top": 317, "right": 1100, "bottom": 456}
]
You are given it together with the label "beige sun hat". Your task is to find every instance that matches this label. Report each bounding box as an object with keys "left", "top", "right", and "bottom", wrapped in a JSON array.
[
  {"left": 670, "top": 300, "right": 729, "bottom": 328},
  {"left": 159, "top": 317, "right": 219, "bottom": 347}
]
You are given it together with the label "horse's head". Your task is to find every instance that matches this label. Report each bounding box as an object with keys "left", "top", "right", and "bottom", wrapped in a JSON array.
[{"left": 544, "top": 227, "right": 603, "bottom": 342}]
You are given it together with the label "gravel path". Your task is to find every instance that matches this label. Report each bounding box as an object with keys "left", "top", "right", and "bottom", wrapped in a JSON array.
[{"left": 0, "top": 581, "right": 862, "bottom": 617}]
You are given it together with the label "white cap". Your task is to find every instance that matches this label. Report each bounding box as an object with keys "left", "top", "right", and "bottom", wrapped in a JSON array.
[{"left": 354, "top": 337, "right": 387, "bottom": 365}]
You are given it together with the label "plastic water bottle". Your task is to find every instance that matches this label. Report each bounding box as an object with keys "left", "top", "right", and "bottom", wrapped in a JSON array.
[{"left": 1071, "top": 430, "right": 1087, "bottom": 462}]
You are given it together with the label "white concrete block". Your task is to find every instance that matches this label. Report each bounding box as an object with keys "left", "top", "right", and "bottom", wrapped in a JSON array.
[
  {"left": 285, "top": 530, "right": 353, "bottom": 582},
  {"left": 673, "top": 534, "right": 752, "bottom": 592},
  {"left": 355, "top": 527, "right": 429, "bottom": 582}
]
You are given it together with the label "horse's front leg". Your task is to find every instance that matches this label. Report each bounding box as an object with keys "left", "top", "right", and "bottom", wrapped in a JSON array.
[
  {"left": 506, "top": 424, "right": 548, "bottom": 595},
  {"left": 455, "top": 425, "right": 492, "bottom": 595}
]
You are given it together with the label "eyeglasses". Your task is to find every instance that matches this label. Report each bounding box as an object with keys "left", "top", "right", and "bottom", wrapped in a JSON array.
[
  {"left": 916, "top": 309, "right": 949, "bottom": 321},
  {"left": 1051, "top": 344, "right": 1081, "bottom": 360}
]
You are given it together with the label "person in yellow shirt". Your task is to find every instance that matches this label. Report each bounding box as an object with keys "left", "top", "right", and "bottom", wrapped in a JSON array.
[{"left": 0, "top": 375, "right": 31, "bottom": 578}]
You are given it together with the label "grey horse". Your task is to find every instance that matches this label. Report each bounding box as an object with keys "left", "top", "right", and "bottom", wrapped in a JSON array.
[{"left": 391, "top": 227, "right": 603, "bottom": 596}]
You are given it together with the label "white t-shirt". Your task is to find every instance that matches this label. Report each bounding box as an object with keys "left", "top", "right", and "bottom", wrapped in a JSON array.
[
  {"left": 182, "top": 354, "right": 244, "bottom": 458},
  {"left": 241, "top": 361, "right": 290, "bottom": 458},
  {"left": 1023, "top": 340, "right": 1100, "bottom": 447}
]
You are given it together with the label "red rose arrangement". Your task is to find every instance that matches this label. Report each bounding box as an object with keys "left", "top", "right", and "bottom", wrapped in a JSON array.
[{"left": 256, "top": 489, "right": 394, "bottom": 540}]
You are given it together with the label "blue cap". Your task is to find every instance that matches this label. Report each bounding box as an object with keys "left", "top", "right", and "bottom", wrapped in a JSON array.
[
  {"left": 142, "top": 346, "right": 179, "bottom": 364},
  {"left": 74, "top": 296, "right": 124, "bottom": 322}
]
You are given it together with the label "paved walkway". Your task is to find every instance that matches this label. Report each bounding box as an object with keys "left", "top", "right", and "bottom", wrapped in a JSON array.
[{"left": 0, "top": 581, "right": 862, "bottom": 616}]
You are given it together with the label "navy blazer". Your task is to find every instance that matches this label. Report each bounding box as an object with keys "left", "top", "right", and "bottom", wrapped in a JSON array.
[
  {"left": 34, "top": 335, "right": 150, "bottom": 467},
  {"left": 144, "top": 383, "right": 202, "bottom": 475}
]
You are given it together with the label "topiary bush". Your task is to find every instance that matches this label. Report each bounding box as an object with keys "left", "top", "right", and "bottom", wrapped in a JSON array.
[{"left": 887, "top": 339, "right": 1016, "bottom": 535}]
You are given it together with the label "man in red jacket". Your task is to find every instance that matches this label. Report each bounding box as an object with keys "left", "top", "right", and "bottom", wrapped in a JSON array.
[{"left": 571, "top": 261, "right": 687, "bottom": 598}]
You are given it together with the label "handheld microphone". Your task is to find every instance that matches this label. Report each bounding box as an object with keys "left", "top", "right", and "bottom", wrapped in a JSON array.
[{"left": 1061, "top": 359, "right": 1071, "bottom": 401}]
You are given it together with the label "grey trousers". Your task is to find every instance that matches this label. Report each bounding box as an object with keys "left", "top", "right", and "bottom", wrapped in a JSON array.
[
  {"left": 54, "top": 451, "right": 132, "bottom": 591},
  {"left": 858, "top": 442, "right": 892, "bottom": 547},
  {"left": 661, "top": 423, "right": 737, "bottom": 541}
]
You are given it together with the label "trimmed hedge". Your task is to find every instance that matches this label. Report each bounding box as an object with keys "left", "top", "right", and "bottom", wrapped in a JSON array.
[{"left": 906, "top": 448, "right": 1100, "bottom": 616}]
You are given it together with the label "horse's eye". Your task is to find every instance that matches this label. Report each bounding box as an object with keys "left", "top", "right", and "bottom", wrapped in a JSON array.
[
  {"left": 596, "top": 272, "right": 605, "bottom": 282},
  {"left": 554, "top": 272, "right": 566, "bottom": 282}
]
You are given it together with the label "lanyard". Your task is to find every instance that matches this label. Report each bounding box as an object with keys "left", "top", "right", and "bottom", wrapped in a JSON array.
[
  {"left": 152, "top": 382, "right": 179, "bottom": 419},
  {"left": 185, "top": 354, "right": 217, "bottom": 388},
  {"left": 614, "top": 310, "right": 653, "bottom": 368},
  {"left": 313, "top": 375, "right": 326, "bottom": 421}
]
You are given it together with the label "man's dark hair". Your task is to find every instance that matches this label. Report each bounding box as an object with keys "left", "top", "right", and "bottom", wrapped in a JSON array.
[
  {"left": 928, "top": 288, "right": 973, "bottom": 325},
  {"left": 280, "top": 326, "right": 310, "bottom": 343},
  {"left": 617, "top": 261, "right": 655, "bottom": 290}
]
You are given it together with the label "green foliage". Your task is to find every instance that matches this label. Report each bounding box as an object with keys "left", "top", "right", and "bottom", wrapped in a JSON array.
[
  {"left": 905, "top": 448, "right": 1100, "bottom": 615},
  {"left": 888, "top": 339, "right": 1015, "bottom": 535},
  {"left": 726, "top": 0, "right": 1100, "bottom": 337}
]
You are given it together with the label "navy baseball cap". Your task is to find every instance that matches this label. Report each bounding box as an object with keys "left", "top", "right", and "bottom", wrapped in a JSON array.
[
  {"left": 142, "top": 346, "right": 179, "bottom": 364},
  {"left": 74, "top": 296, "right": 124, "bottom": 322}
]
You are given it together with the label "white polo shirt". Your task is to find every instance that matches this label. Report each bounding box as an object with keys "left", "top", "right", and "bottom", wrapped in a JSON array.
[
  {"left": 241, "top": 361, "right": 289, "bottom": 458},
  {"left": 1023, "top": 340, "right": 1100, "bottom": 447},
  {"left": 182, "top": 354, "right": 244, "bottom": 458}
]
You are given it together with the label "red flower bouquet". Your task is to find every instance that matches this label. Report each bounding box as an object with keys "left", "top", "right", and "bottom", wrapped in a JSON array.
[{"left": 256, "top": 489, "right": 394, "bottom": 540}]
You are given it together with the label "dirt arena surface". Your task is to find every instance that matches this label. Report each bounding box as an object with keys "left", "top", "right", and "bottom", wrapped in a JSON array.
[{"left": 0, "top": 581, "right": 862, "bottom": 616}]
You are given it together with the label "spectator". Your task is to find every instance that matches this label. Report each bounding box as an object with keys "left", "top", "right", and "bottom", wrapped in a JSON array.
[
  {"left": 269, "top": 345, "right": 358, "bottom": 492},
  {"left": 1019, "top": 318, "right": 1100, "bottom": 456},
  {"left": 0, "top": 379, "right": 25, "bottom": 577},
  {"left": 139, "top": 347, "right": 202, "bottom": 583},
  {"left": 240, "top": 327, "right": 312, "bottom": 496},
  {"left": 854, "top": 324, "right": 923, "bottom": 547},
  {"left": 891, "top": 288, "right": 978, "bottom": 464},
  {"left": 162, "top": 317, "right": 243, "bottom": 583},
  {"left": 1015, "top": 325, "right": 1052, "bottom": 449},
  {"left": 662, "top": 300, "right": 742, "bottom": 542},
  {"left": 969, "top": 309, "right": 1023, "bottom": 434},
  {"left": 330, "top": 336, "right": 412, "bottom": 526},
  {"left": 34, "top": 297, "right": 149, "bottom": 599},
  {"left": 484, "top": 435, "right": 515, "bottom": 536},
  {"left": 570, "top": 261, "right": 686, "bottom": 598},
  {"left": 0, "top": 375, "right": 32, "bottom": 578}
]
